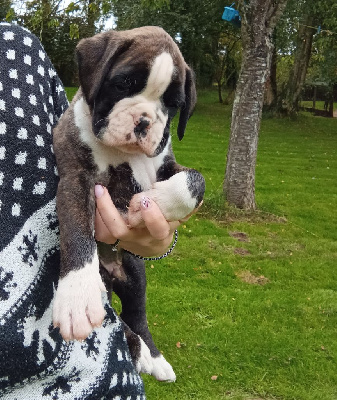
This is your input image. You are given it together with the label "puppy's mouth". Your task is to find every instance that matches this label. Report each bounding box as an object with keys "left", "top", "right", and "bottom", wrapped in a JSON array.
[
  {"left": 98, "top": 125, "right": 158, "bottom": 156},
  {"left": 93, "top": 96, "right": 168, "bottom": 156},
  {"left": 98, "top": 118, "right": 166, "bottom": 157},
  {"left": 114, "top": 141, "right": 143, "bottom": 154}
]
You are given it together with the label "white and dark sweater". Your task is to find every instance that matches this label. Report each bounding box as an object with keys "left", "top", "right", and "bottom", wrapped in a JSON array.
[{"left": 0, "top": 23, "right": 145, "bottom": 400}]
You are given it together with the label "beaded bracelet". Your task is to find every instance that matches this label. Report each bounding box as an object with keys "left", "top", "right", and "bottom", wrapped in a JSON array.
[{"left": 111, "top": 229, "right": 179, "bottom": 261}]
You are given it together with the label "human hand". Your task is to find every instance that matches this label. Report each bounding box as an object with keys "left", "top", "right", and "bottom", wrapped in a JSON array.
[{"left": 94, "top": 185, "right": 181, "bottom": 257}]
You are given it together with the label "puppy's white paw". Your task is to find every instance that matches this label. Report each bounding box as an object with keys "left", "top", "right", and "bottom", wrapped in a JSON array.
[
  {"left": 136, "top": 338, "right": 154, "bottom": 375},
  {"left": 128, "top": 170, "right": 204, "bottom": 227},
  {"left": 135, "top": 339, "right": 176, "bottom": 382},
  {"left": 151, "top": 354, "right": 176, "bottom": 382},
  {"left": 148, "top": 173, "right": 199, "bottom": 221},
  {"left": 53, "top": 257, "right": 106, "bottom": 341}
]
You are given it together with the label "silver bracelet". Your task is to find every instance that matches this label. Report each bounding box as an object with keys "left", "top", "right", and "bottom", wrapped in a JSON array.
[
  {"left": 124, "top": 229, "right": 178, "bottom": 261},
  {"left": 111, "top": 239, "right": 120, "bottom": 251}
]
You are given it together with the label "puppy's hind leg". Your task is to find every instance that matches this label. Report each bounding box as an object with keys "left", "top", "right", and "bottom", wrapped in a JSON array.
[
  {"left": 120, "top": 320, "right": 154, "bottom": 376},
  {"left": 112, "top": 251, "right": 176, "bottom": 382}
]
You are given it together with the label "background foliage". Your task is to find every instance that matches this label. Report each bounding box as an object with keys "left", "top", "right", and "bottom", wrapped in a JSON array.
[{"left": 3, "top": 0, "right": 336, "bottom": 106}]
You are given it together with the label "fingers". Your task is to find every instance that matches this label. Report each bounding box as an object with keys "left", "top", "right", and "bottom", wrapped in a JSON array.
[
  {"left": 95, "top": 186, "right": 183, "bottom": 257},
  {"left": 94, "top": 185, "right": 131, "bottom": 240},
  {"left": 140, "top": 196, "right": 171, "bottom": 241},
  {"left": 95, "top": 208, "right": 117, "bottom": 244}
]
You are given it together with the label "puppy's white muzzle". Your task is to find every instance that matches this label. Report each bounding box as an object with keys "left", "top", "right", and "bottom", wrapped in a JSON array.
[
  {"left": 99, "top": 52, "right": 174, "bottom": 156},
  {"left": 100, "top": 95, "right": 168, "bottom": 156}
]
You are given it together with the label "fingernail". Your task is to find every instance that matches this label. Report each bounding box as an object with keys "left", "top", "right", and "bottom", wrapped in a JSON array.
[
  {"left": 95, "top": 184, "right": 104, "bottom": 199},
  {"left": 141, "top": 196, "right": 151, "bottom": 209}
]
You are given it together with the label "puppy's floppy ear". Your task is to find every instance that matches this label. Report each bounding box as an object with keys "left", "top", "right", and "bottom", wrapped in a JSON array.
[
  {"left": 177, "top": 67, "right": 197, "bottom": 141},
  {"left": 76, "top": 31, "right": 132, "bottom": 106}
]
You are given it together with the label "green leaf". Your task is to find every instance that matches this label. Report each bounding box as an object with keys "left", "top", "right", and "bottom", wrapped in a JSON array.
[
  {"left": 69, "top": 23, "right": 80, "bottom": 39},
  {"left": 5, "top": 7, "right": 15, "bottom": 22},
  {"left": 65, "top": 2, "right": 80, "bottom": 13},
  {"left": 140, "top": 0, "right": 170, "bottom": 10}
]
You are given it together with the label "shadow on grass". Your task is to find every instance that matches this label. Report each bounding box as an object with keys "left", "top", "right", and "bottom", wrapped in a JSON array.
[{"left": 200, "top": 191, "right": 287, "bottom": 226}]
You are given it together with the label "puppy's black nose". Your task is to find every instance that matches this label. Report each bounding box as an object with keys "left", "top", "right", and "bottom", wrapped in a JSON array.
[{"left": 134, "top": 117, "right": 150, "bottom": 138}]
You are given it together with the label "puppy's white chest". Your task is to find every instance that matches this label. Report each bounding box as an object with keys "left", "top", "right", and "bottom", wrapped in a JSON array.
[{"left": 128, "top": 156, "right": 156, "bottom": 190}]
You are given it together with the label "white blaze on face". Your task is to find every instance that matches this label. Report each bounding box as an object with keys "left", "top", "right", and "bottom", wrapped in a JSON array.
[
  {"left": 100, "top": 52, "right": 175, "bottom": 156},
  {"left": 142, "top": 52, "right": 175, "bottom": 101}
]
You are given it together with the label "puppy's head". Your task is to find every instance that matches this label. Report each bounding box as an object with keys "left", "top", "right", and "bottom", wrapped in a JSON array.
[{"left": 76, "top": 26, "right": 196, "bottom": 156}]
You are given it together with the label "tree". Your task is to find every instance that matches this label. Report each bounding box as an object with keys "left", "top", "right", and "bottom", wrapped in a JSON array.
[
  {"left": 213, "top": 34, "right": 241, "bottom": 103},
  {"left": 263, "top": 36, "right": 277, "bottom": 109},
  {"left": 275, "top": 0, "right": 337, "bottom": 115},
  {"left": 304, "top": 2, "right": 337, "bottom": 114},
  {"left": 0, "top": 0, "right": 12, "bottom": 21},
  {"left": 224, "top": 0, "right": 288, "bottom": 210},
  {"left": 110, "top": 0, "right": 232, "bottom": 85},
  {"left": 5, "top": 0, "right": 114, "bottom": 85},
  {"left": 284, "top": 2, "right": 318, "bottom": 115}
]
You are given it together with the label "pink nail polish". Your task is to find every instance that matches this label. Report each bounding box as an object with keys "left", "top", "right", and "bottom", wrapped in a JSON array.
[
  {"left": 141, "top": 196, "right": 151, "bottom": 209},
  {"left": 95, "top": 184, "right": 104, "bottom": 199}
]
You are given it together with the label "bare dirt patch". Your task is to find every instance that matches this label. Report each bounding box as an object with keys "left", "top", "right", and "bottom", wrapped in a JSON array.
[
  {"left": 236, "top": 270, "right": 270, "bottom": 285},
  {"left": 229, "top": 231, "right": 250, "bottom": 242},
  {"left": 234, "top": 247, "right": 251, "bottom": 256}
]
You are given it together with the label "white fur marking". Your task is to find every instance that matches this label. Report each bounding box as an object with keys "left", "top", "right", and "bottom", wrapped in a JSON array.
[
  {"left": 128, "top": 171, "right": 197, "bottom": 227},
  {"left": 151, "top": 355, "right": 176, "bottom": 382},
  {"left": 136, "top": 338, "right": 154, "bottom": 375},
  {"left": 149, "top": 171, "right": 197, "bottom": 220},
  {"left": 53, "top": 252, "right": 106, "bottom": 341},
  {"left": 136, "top": 338, "right": 176, "bottom": 381},
  {"left": 142, "top": 52, "right": 174, "bottom": 101}
]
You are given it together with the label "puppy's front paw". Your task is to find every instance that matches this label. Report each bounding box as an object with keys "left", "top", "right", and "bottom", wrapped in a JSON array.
[
  {"left": 53, "top": 259, "right": 106, "bottom": 341},
  {"left": 149, "top": 170, "right": 204, "bottom": 221}
]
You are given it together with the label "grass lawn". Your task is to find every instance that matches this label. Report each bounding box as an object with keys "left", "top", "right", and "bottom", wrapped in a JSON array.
[
  {"left": 300, "top": 100, "right": 326, "bottom": 110},
  {"left": 65, "top": 88, "right": 337, "bottom": 399}
]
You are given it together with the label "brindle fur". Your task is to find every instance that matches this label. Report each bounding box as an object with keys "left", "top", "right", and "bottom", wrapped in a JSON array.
[{"left": 53, "top": 26, "right": 205, "bottom": 379}]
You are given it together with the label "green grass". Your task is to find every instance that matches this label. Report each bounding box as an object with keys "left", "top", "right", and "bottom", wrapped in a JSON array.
[
  {"left": 65, "top": 86, "right": 78, "bottom": 100},
  {"left": 66, "top": 87, "right": 337, "bottom": 399},
  {"left": 300, "top": 100, "right": 333, "bottom": 111}
]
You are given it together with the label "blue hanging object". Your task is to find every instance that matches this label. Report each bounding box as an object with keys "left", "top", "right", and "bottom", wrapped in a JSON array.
[{"left": 222, "top": 3, "right": 241, "bottom": 28}]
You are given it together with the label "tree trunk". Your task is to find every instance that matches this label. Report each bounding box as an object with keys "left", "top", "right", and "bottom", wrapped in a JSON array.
[
  {"left": 224, "top": 44, "right": 270, "bottom": 209},
  {"left": 217, "top": 79, "right": 223, "bottom": 103},
  {"left": 264, "top": 43, "right": 277, "bottom": 109},
  {"left": 328, "top": 100, "right": 334, "bottom": 117},
  {"left": 313, "top": 86, "right": 316, "bottom": 110},
  {"left": 224, "top": 0, "right": 287, "bottom": 209},
  {"left": 285, "top": 14, "right": 315, "bottom": 115}
]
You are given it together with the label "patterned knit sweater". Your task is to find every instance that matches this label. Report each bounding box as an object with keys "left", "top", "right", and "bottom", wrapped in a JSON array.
[{"left": 0, "top": 23, "right": 145, "bottom": 399}]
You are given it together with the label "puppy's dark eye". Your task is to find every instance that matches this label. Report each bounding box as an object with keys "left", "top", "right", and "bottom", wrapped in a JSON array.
[
  {"left": 113, "top": 76, "right": 131, "bottom": 93},
  {"left": 114, "top": 83, "right": 129, "bottom": 93}
]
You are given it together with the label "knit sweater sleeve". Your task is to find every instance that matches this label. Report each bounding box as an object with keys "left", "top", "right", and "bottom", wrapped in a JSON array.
[{"left": 0, "top": 22, "right": 145, "bottom": 400}]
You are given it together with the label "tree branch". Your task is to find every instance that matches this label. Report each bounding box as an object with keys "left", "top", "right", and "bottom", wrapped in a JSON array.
[{"left": 266, "top": 0, "right": 288, "bottom": 31}]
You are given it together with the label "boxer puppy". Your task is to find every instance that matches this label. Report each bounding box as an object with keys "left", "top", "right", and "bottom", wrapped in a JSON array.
[{"left": 52, "top": 26, "right": 205, "bottom": 382}]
